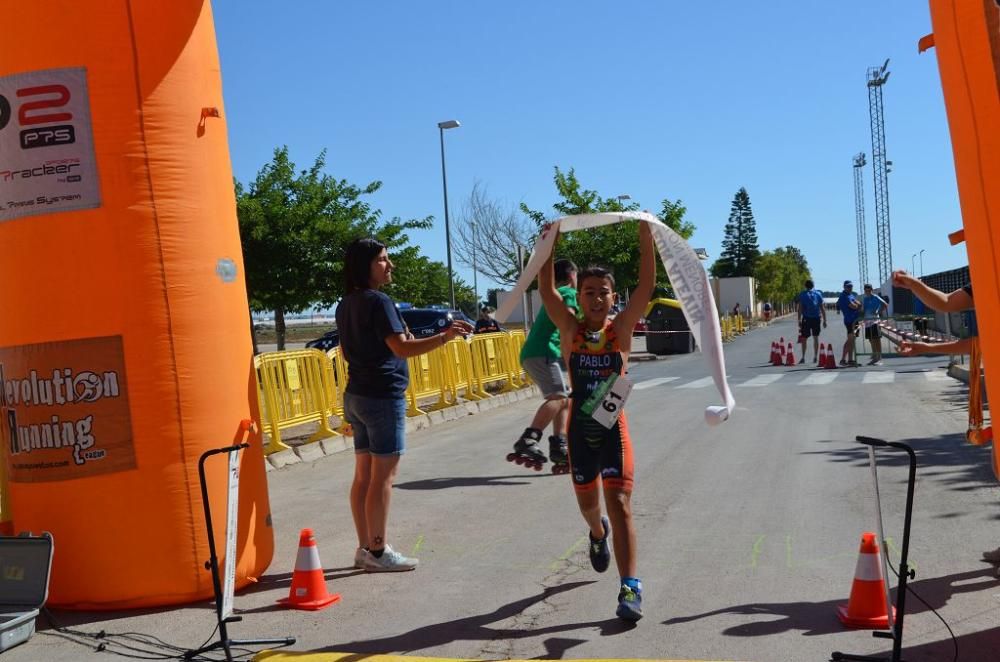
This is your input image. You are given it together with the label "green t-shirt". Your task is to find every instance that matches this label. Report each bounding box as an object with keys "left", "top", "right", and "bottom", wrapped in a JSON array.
[{"left": 520, "top": 285, "right": 578, "bottom": 361}]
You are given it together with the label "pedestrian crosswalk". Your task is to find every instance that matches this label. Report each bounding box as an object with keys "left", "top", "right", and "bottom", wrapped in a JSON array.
[{"left": 631, "top": 369, "right": 955, "bottom": 391}]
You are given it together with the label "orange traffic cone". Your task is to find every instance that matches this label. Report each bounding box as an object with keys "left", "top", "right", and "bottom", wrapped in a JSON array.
[
  {"left": 822, "top": 343, "right": 835, "bottom": 369},
  {"left": 818, "top": 343, "right": 827, "bottom": 367},
  {"left": 837, "top": 532, "right": 894, "bottom": 628},
  {"left": 785, "top": 342, "right": 795, "bottom": 366},
  {"left": 770, "top": 341, "right": 780, "bottom": 365},
  {"left": 277, "top": 528, "right": 341, "bottom": 611}
]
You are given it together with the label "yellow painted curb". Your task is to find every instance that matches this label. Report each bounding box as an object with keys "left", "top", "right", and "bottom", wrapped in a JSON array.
[{"left": 253, "top": 652, "right": 743, "bottom": 662}]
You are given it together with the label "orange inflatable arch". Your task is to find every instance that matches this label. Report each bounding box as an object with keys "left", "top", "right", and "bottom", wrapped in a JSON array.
[
  {"left": 925, "top": 1, "right": 1000, "bottom": 469},
  {"left": 1, "top": 1, "right": 273, "bottom": 608}
]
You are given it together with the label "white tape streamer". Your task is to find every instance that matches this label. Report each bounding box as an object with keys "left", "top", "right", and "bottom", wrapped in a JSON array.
[{"left": 496, "top": 212, "right": 735, "bottom": 425}]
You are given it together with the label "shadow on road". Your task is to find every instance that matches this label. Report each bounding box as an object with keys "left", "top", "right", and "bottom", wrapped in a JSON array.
[
  {"left": 295, "top": 581, "right": 637, "bottom": 659},
  {"left": 662, "top": 567, "right": 998, "bottom": 639},
  {"left": 394, "top": 474, "right": 544, "bottom": 490},
  {"left": 803, "top": 431, "right": 998, "bottom": 495}
]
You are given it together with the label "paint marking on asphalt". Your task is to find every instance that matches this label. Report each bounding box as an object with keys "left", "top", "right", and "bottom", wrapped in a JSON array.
[
  {"left": 750, "top": 534, "right": 766, "bottom": 569},
  {"left": 412, "top": 534, "right": 424, "bottom": 555},
  {"left": 676, "top": 376, "right": 714, "bottom": 389},
  {"left": 862, "top": 371, "right": 896, "bottom": 384},
  {"left": 737, "top": 374, "right": 784, "bottom": 387},
  {"left": 550, "top": 535, "right": 588, "bottom": 571},
  {"left": 634, "top": 377, "right": 680, "bottom": 390},
  {"left": 800, "top": 372, "right": 838, "bottom": 386}
]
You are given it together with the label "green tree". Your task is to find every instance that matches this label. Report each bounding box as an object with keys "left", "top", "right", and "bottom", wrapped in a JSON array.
[
  {"left": 237, "top": 146, "right": 429, "bottom": 350},
  {"left": 385, "top": 247, "right": 476, "bottom": 313},
  {"left": 754, "top": 246, "right": 811, "bottom": 308},
  {"left": 711, "top": 187, "right": 760, "bottom": 278},
  {"left": 520, "top": 167, "right": 695, "bottom": 295}
]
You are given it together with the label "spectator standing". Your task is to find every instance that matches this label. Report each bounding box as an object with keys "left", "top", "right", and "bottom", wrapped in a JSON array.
[
  {"left": 474, "top": 307, "right": 503, "bottom": 334},
  {"left": 836, "top": 281, "right": 862, "bottom": 365},
  {"left": 336, "top": 238, "right": 472, "bottom": 572},
  {"left": 860, "top": 284, "right": 889, "bottom": 365},
  {"left": 796, "top": 279, "right": 826, "bottom": 363}
]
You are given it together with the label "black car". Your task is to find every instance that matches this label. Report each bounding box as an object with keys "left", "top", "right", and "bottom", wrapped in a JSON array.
[
  {"left": 305, "top": 329, "right": 339, "bottom": 351},
  {"left": 400, "top": 308, "right": 473, "bottom": 338}
]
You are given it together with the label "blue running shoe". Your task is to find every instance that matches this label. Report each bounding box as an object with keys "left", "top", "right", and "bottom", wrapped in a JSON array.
[
  {"left": 617, "top": 581, "right": 643, "bottom": 622},
  {"left": 589, "top": 516, "right": 610, "bottom": 573}
]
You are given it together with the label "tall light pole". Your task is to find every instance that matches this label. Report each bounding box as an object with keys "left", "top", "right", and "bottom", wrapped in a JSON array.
[
  {"left": 911, "top": 253, "right": 917, "bottom": 275},
  {"left": 616, "top": 193, "right": 631, "bottom": 209},
  {"left": 919, "top": 249, "right": 925, "bottom": 277},
  {"left": 437, "top": 119, "right": 460, "bottom": 309}
]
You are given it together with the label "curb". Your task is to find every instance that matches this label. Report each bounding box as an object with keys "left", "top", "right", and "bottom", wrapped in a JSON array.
[{"left": 265, "top": 385, "right": 541, "bottom": 471}]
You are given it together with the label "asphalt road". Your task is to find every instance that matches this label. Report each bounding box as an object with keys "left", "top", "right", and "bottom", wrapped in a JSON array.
[{"left": 17, "top": 318, "right": 1000, "bottom": 662}]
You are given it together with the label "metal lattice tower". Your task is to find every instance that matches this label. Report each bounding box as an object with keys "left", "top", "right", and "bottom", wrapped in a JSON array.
[
  {"left": 852, "top": 152, "right": 869, "bottom": 286},
  {"left": 867, "top": 60, "right": 893, "bottom": 287}
]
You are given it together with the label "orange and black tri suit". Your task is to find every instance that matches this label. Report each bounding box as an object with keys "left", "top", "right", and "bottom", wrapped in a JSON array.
[{"left": 566, "top": 320, "right": 634, "bottom": 493}]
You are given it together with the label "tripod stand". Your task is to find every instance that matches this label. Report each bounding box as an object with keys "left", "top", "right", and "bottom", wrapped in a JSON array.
[
  {"left": 832, "top": 436, "right": 916, "bottom": 662},
  {"left": 184, "top": 444, "right": 295, "bottom": 661}
]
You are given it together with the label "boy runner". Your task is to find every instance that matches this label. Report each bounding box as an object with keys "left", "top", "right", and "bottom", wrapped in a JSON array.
[{"left": 537, "top": 222, "right": 655, "bottom": 622}]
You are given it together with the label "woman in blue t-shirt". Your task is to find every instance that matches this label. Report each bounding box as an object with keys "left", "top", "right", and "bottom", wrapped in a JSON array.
[{"left": 336, "top": 238, "right": 472, "bottom": 573}]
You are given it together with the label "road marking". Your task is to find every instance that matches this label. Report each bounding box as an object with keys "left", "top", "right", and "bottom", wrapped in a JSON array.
[
  {"left": 800, "top": 372, "right": 838, "bottom": 385},
  {"left": 737, "top": 374, "right": 784, "bottom": 387},
  {"left": 863, "top": 371, "right": 895, "bottom": 384},
  {"left": 412, "top": 534, "right": 424, "bottom": 555},
  {"left": 750, "top": 534, "right": 766, "bottom": 569},
  {"left": 676, "top": 376, "right": 714, "bottom": 389},
  {"left": 634, "top": 376, "right": 680, "bottom": 390},
  {"left": 550, "top": 535, "right": 588, "bottom": 570}
]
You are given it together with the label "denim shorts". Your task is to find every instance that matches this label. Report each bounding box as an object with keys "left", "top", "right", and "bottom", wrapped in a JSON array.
[{"left": 343, "top": 392, "right": 407, "bottom": 456}]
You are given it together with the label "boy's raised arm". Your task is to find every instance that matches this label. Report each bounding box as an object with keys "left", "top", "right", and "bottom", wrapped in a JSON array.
[{"left": 538, "top": 235, "right": 578, "bottom": 339}]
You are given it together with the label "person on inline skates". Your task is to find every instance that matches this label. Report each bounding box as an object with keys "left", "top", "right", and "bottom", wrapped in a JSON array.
[
  {"left": 537, "top": 220, "right": 655, "bottom": 622},
  {"left": 510, "top": 259, "right": 578, "bottom": 472}
]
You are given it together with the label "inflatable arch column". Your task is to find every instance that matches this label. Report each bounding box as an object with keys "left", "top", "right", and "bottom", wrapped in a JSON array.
[
  {"left": 2, "top": 1, "right": 273, "bottom": 608},
  {"left": 925, "top": 2, "right": 1000, "bottom": 429}
]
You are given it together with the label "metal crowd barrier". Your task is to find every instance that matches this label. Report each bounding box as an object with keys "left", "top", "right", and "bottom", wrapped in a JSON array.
[{"left": 254, "top": 331, "right": 532, "bottom": 455}]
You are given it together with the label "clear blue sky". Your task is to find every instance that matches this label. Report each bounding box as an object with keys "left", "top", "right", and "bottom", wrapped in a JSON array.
[{"left": 214, "top": 0, "right": 968, "bottom": 296}]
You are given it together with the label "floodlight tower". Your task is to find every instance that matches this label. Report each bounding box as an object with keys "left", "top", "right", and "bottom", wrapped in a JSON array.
[
  {"left": 867, "top": 59, "right": 893, "bottom": 288},
  {"left": 852, "top": 153, "right": 870, "bottom": 286}
]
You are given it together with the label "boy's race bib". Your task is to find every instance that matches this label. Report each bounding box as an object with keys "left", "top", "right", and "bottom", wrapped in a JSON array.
[{"left": 580, "top": 374, "right": 634, "bottom": 429}]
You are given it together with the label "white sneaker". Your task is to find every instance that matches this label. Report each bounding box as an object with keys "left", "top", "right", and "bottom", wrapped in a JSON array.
[
  {"left": 354, "top": 547, "right": 370, "bottom": 569},
  {"left": 363, "top": 544, "right": 418, "bottom": 572}
]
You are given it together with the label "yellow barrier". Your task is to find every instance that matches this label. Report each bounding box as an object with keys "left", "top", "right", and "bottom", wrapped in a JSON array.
[
  {"left": 255, "top": 331, "right": 534, "bottom": 455},
  {"left": 255, "top": 349, "right": 337, "bottom": 455}
]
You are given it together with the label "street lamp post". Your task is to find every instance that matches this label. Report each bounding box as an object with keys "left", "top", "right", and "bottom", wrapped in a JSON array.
[
  {"left": 911, "top": 253, "right": 917, "bottom": 275},
  {"left": 919, "top": 249, "right": 925, "bottom": 277},
  {"left": 437, "top": 119, "right": 460, "bottom": 309}
]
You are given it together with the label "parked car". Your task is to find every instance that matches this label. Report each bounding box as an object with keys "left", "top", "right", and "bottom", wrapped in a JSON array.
[
  {"left": 633, "top": 317, "right": 647, "bottom": 336},
  {"left": 305, "top": 329, "right": 339, "bottom": 351},
  {"left": 400, "top": 308, "right": 473, "bottom": 338}
]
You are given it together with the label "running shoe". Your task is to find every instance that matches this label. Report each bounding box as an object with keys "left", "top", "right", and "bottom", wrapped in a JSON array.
[
  {"left": 616, "top": 582, "right": 644, "bottom": 621},
  {"left": 589, "top": 516, "right": 611, "bottom": 573},
  {"left": 363, "top": 544, "right": 418, "bottom": 572},
  {"left": 354, "top": 547, "right": 370, "bottom": 569}
]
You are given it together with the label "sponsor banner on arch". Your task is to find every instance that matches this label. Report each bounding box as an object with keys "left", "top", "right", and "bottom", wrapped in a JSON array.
[
  {"left": 0, "top": 336, "right": 135, "bottom": 482},
  {"left": 0, "top": 67, "right": 101, "bottom": 222}
]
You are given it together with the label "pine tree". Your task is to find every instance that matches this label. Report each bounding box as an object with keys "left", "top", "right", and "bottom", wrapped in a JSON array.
[{"left": 711, "top": 187, "right": 760, "bottom": 278}]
